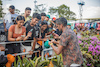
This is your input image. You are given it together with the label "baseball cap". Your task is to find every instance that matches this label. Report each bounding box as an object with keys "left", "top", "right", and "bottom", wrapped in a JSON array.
[{"left": 46, "top": 15, "right": 50, "bottom": 19}]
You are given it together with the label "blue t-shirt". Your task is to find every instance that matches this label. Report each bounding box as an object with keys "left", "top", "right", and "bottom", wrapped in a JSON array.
[{"left": 4, "top": 13, "right": 18, "bottom": 30}]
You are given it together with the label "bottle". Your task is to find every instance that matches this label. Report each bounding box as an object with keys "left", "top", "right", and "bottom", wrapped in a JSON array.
[{"left": 29, "top": 29, "right": 33, "bottom": 32}]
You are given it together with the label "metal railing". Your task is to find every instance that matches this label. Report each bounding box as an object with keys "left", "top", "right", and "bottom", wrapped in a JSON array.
[
  {"left": 0, "top": 40, "right": 34, "bottom": 44},
  {"left": 0, "top": 39, "right": 81, "bottom": 67},
  {"left": 0, "top": 40, "right": 57, "bottom": 60}
]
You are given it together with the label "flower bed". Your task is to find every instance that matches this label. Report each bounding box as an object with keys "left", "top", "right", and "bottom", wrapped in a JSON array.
[{"left": 78, "top": 35, "right": 100, "bottom": 67}]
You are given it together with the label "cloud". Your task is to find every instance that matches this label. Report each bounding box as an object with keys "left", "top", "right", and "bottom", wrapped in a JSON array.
[
  {"left": 6, "top": 4, "right": 11, "bottom": 8},
  {"left": 2, "top": 4, "right": 11, "bottom": 13},
  {"left": 82, "top": 6, "right": 100, "bottom": 18}
]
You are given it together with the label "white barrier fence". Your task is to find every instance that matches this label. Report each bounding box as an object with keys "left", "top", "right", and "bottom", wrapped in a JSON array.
[{"left": 0, "top": 40, "right": 57, "bottom": 61}]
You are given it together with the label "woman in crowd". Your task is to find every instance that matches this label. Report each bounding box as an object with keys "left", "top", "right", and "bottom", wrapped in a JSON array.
[{"left": 6, "top": 15, "right": 32, "bottom": 54}]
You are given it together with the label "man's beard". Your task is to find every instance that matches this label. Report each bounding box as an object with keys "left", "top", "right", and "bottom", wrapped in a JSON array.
[
  {"left": 26, "top": 14, "right": 30, "bottom": 17},
  {"left": 31, "top": 23, "right": 35, "bottom": 26}
]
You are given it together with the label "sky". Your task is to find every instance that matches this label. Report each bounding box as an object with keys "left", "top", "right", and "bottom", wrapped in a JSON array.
[{"left": 2, "top": 0, "right": 100, "bottom": 19}]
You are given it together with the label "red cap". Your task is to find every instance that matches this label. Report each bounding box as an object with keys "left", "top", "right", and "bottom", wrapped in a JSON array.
[{"left": 52, "top": 17, "right": 56, "bottom": 21}]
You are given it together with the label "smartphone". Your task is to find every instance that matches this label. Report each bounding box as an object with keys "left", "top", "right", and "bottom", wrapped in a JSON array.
[
  {"left": 30, "top": 29, "right": 33, "bottom": 32},
  {"left": 21, "top": 35, "right": 25, "bottom": 38},
  {"left": 53, "top": 28, "right": 56, "bottom": 31},
  {"left": 46, "top": 35, "right": 51, "bottom": 37}
]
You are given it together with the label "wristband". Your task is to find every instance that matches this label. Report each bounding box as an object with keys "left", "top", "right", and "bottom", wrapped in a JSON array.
[{"left": 50, "top": 43, "right": 53, "bottom": 46}]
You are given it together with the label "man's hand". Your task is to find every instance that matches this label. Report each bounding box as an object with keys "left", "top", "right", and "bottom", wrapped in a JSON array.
[
  {"left": 43, "top": 38, "right": 47, "bottom": 41},
  {"left": 49, "top": 39, "right": 55, "bottom": 45},
  {"left": 51, "top": 39, "right": 55, "bottom": 43},
  {"left": 32, "top": 46, "right": 35, "bottom": 51},
  {"left": 27, "top": 32, "right": 32, "bottom": 37},
  {"left": 49, "top": 41, "right": 51, "bottom": 45},
  {"left": 0, "top": 46, "right": 5, "bottom": 51},
  {"left": 29, "top": 51, "right": 33, "bottom": 55},
  {"left": 52, "top": 33, "right": 59, "bottom": 37},
  {"left": 4, "top": 28, "right": 7, "bottom": 32},
  {"left": 49, "top": 40, "right": 63, "bottom": 55},
  {"left": 49, "top": 39, "right": 59, "bottom": 44},
  {"left": 54, "top": 36, "right": 58, "bottom": 39}
]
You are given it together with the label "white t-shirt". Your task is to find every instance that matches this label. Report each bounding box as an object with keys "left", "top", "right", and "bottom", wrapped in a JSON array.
[{"left": 4, "top": 13, "right": 18, "bottom": 30}]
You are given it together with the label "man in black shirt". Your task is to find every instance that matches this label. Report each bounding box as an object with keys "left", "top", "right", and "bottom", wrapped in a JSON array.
[
  {"left": 37, "top": 22, "right": 48, "bottom": 40},
  {"left": 22, "top": 13, "right": 41, "bottom": 57},
  {"left": 37, "top": 13, "right": 46, "bottom": 27}
]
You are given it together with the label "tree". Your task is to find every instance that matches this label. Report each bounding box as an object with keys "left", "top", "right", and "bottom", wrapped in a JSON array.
[
  {"left": 21, "top": 13, "right": 24, "bottom": 15},
  {"left": 48, "top": 4, "right": 76, "bottom": 20},
  {"left": 34, "top": 4, "right": 46, "bottom": 13},
  {"left": 15, "top": 9, "right": 20, "bottom": 14},
  {"left": 0, "top": 0, "right": 3, "bottom": 18}
]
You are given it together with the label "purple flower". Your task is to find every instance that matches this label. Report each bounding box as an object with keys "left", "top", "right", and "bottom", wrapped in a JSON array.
[
  {"left": 88, "top": 47, "right": 93, "bottom": 52},
  {"left": 97, "top": 41, "right": 100, "bottom": 45},
  {"left": 90, "top": 44, "right": 93, "bottom": 47},
  {"left": 95, "top": 50, "right": 100, "bottom": 55},
  {"left": 88, "top": 44, "right": 95, "bottom": 52},
  {"left": 77, "top": 36, "right": 81, "bottom": 39},
  {"left": 99, "top": 51, "right": 100, "bottom": 54},
  {"left": 92, "top": 51, "right": 95, "bottom": 56},
  {"left": 95, "top": 45, "right": 100, "bottom": 50},
  {"left": 90, "top": 40, "right": 92, "bottom": 43},
  {"left": 90, "top": 36, "right": 98, "bottom": 41},
  {"left": 91, "top": 41, "right": 95, "bottom": 45},
  {"left": 95, "top": 45, "right": 100, "bottom": 55},
  {"left": 87, "top": 64, "right": 91, "bottom": 66},
  {"left": 84, "top": 42, "right": 87, "bottom": 45},
  {"left": 79, "top": 40, "right": 82, "bottom": 44}
]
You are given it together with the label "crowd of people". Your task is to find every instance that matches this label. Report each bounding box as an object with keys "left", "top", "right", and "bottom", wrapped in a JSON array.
[
  {"left": 67, "top": 21, "right": 100, "bottom": 35},
  {"left": 2, "top": 5, "right": 64, "bottom": 57},
  {"left": 1, "top": 4, "right": 100, "bottom": 67}
]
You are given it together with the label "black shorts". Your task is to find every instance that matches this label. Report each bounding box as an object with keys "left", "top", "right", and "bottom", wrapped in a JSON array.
[
  {"left": 5, "top": 43, "right": 21, "bottom": 55},
  {"left": 31, "top": 46, "right": 43, "bottom": 59}
]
